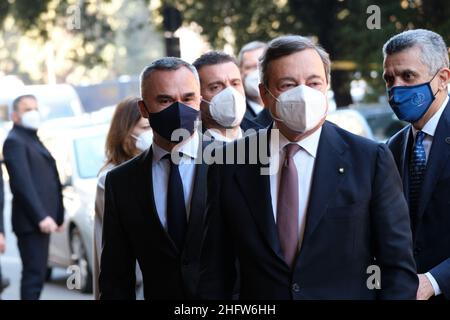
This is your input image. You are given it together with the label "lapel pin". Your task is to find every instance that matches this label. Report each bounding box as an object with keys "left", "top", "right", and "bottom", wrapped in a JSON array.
[
  {"left": 339, "top": 167, "right": 345, "bottom": 174},
  {"left": 445, "top": 137, "right": 450, "bottom": 144}
]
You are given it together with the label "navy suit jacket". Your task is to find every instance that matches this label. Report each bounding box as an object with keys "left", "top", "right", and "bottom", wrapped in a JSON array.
[
  {"left": 99, "top": 140, "right": 209, "bottom": 300},
  {"left": 240, "top": 101, "right": 264, "bottom": 131},
  {"left": 3, "top": 125, "right": 64, "bottom": 235},
  {"left": 387, "top": 99, "right": 450, "bottom": 299},
  {"left": 253, "top": 108, "right": 273, "bottom": 129},
  {"left": 199, "top": 121, "right": 418, "bottom": 299}
]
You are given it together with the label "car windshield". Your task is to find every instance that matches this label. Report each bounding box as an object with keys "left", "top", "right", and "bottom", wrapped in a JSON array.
[
  {"left": 39, "top": 96, "right": 77, "bottom": 120},
  {"left": 73, "top": 134, "right": 106, "bottom": 179}
]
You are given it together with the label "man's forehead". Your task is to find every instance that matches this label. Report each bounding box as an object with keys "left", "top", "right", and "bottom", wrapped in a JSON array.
[
  {"left": 19, "top": 97, "right": 37, "bottom": 107},
  {"left": 149, "top": 68, "right": 197, "bottom": 89},
  {"left": 383, "top": 46, "right": 424, "bottom": 70},
  {"left": 243, "top": 47, "right": 265, "bottom": 61},
  {"left": 200, "top": 62, "right": 240, "bottom": 80},
  {"left": 150, "top": 66, "right": 196, "bottom": 82},
  {"left": 268, "top": 50, "right": 326, "bottom": 78}
]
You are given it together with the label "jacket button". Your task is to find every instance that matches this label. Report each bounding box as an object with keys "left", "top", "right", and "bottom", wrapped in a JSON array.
[
  {"left": 413, "top": 248, "right": 421, "bottom": 256},
  {"left": 292, "top": 283, "right": 300, "bottom": 293},
  {"left": 182, "top": 258, "right": 190, "bottom": 266}
]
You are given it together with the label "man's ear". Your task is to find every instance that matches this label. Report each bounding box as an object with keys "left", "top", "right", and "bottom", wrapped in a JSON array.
[
  {"left": 259, "top": 83, "right": 271, "bottom": 107},
  {"left": 438, "top": 68, "right": 450, "bottom": 91},
  {"left": 138, "top": 100, "right": 149, "bottom": 119},
  {"left": 11, "top": 111, "right": 20, "bottom": 123}
]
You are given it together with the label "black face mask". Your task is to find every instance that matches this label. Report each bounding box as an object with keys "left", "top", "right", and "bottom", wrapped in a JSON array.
[{"left": 145, "top": 101, "right": 199, "bottom": 143}]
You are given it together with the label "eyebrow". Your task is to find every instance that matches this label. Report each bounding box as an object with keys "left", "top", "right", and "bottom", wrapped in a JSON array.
[
  {"left": 207, "top": 81, "right": 225, "bottom": 87},
  {"left": 182, "top": 92, "right": 196, "bottom": 99},
  {"left": 155, "top": 94, "right": 175, "bottom": 100},
  {"left": 400, "top": 69, "right": 419, "bottom": 77},
  {"left": 383, "top": 69, "right": 419, "bottom": 80},
  {"left": 306, "top": 74, "right": 324, "bottom": 81},
  {"left": 278, "top": 77, "right": 297, "bottom": 83}
]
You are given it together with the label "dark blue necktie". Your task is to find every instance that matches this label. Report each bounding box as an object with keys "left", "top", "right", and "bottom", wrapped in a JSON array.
[
  {"left": 165, "top": 153, "right": 187, "bottom": 251},
  {"left": 409, "top": 131, "right": 427, "bottom": 219}
]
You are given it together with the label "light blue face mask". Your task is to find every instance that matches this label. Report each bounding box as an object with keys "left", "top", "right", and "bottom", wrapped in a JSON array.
[{"left": 388, "top": 71, "right": 439, "bottom": 123}]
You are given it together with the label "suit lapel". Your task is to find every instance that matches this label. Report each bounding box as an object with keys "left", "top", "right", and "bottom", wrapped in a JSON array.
[
  {"left": 136, "top": 147, "right": 179, "bottom": 256},
  {"left": 185, "top": 150, "right": 208, "bottom": 246},
  {"left": 399, "top": 127, "right": 413, "bottom": 197},
  {"left": 234, "top": 129, "right": 286, "bottom": 264},
  {"left": 15, "top": 127, "right": 54, "bottom": 161},
  {"left": 416, "top": 102, "right": 450, "bottom": 226},
  {"left": 301, "top": 122, "right": 349, "bottom": 242}
]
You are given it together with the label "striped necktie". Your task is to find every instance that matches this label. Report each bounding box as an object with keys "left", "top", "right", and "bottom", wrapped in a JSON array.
[{"left": 409, "top": 130, "right": 426, "bottom": 220}]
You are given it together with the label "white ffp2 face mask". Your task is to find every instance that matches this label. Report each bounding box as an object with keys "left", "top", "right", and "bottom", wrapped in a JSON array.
[
  {"left": 268, "top": 84, "right": 328, "bottom": 133},
  {"left": 21, "top": 110, "right": 41, "bottom": 130},
  {"left": 132, "top": 130, "right": 153, "bottom": 152},
  {"left": 205, "top": 86, "right": 247, "bottom": 128},
  {"left": 244, "top": 69, "right": 261, "bottom": 100}
]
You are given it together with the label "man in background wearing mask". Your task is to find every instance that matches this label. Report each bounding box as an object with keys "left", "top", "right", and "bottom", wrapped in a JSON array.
[
  {"left": 238, "top": 41, "right": 271, "bottom": 130},
  {"left": 100, "top": 57, "right": 209, "bottom": 300},
  {"left": 193, "top": 51, "right": 247, "bottom": 142},
  {"left": 3, "top": 94, "right": 64, "bottom": 300},
  {"left": 384, "top": 29, "right": 450, "bottom": 300},
  {"left": 198, "top": 35, "right": 418, "bottom": 299}
]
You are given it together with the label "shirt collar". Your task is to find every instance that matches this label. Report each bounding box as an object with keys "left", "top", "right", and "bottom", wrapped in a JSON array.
[
  {"left": 270, "top": 122, "right": 322, "bottom": 158},
  {"left": 412, "top": 95, "right": 449, "bottom": 138},
  {"left": 247, "top": 99, "right": 264, "bottom": 115},
  {"left": 152, "top": 130, "right": 200, "bottom": 163}
]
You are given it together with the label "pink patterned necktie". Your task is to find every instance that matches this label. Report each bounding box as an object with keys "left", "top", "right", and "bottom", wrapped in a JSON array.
[{"left": 277, "top": 143, "right": 301, "bottom": 268}]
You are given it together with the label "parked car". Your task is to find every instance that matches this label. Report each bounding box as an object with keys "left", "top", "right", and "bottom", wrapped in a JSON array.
[
  {"left": 40, "top": 121, "right": 109, "bottom": 293},
  {"left": 326, "top": 108, "right": 374, "bottom": 140},
  {"left": 0, "top": 84, "right": 86, "bottom": 159},
  {"left": 350, "top": 102, "right": 407, "bottom": 142},
  {"left": 0, "top": 84, "right": 84, "bottom": 122}
]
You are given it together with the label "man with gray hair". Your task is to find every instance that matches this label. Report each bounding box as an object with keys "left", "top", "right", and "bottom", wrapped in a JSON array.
[
  {"left": 238, "top": 41, "right": 271, "bottom": 130},
  {"left": 384, "top": 29, "right": 450, "bottom": 300},
  {"left": 100, "top": 57, "right": 210, "bottom": 299},
  {"left": 198, "top": 35, "right": 418, "bottom": 299}
]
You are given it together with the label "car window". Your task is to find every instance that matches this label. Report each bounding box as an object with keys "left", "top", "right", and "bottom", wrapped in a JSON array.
[{"left": 73, "top": 134, "right": 106, "bottom": 179}]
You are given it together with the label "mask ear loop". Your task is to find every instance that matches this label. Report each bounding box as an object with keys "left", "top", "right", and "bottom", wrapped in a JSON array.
[
  {"left": 429, "top": 69, "right": 442, "bottom": 97},
  {"left": 201, "top": 98, "right": 212, "bottom": 105},
  {"left": 264, "top": 86, "right": 285, "bottom": 123}
]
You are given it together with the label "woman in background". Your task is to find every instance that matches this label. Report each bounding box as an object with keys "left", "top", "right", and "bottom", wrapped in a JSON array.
[{"left": 93, "top": 97, "right": 152, "bottom": 299}]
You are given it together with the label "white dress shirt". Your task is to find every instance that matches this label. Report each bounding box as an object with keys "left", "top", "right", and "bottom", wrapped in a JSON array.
[
  {"left": 411, "top": 95, "right": 449, "bottom": 159},
  {"left": 410, "top": 95, "right": 448, "bottom": 297},
  {"left": 269, "top": 124, "right": 322, "bottom": 250},
  {"left": 151, "top": 131, "right": 199, "bottom": 230},
  {"left": 248, "top": 99, "right": 264, "bottom": 115}
]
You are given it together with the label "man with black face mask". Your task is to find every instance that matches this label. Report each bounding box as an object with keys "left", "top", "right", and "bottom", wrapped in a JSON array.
[
  {"left": 384, "top": 29, "right": 450, "bottom": 300},
  {"left": 99, "top": 57, "right": 209, "bottom": 300}
]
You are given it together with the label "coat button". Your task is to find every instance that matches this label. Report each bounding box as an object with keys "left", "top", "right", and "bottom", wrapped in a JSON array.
[
  {"left": 292, "top": 283, "right": 300, "bottom": 293},
  {"left": 182, "top": 258, "right": 190, "bottom": 266},
  {"left": 413, "top": 248, "right": 421, "bottom": 256}
]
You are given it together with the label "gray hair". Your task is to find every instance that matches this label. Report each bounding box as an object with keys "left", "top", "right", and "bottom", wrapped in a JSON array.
[
  {"left": 259, "top": 35, "right": 331, "bottom": 86},
  {"left": 383, "top": 29, "right": 449, "bottom": 76},
  {"left": 139, "top": 57, "right": 200, "bottom": 98},
  {"left": 238, "top": 41, "right": 267, "bottom": 67}
]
